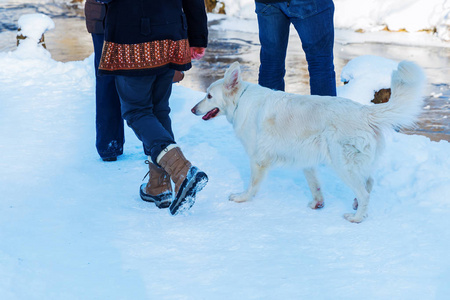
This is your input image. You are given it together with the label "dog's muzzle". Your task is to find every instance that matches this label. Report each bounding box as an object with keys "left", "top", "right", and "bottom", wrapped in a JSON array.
[{"left": 191, "top": 106, "right": 220, "bottom": 121}]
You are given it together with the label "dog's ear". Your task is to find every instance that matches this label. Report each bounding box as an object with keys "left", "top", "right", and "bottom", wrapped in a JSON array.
[{"left": 224, "top": 62, "right": 241, "bottom": 92}]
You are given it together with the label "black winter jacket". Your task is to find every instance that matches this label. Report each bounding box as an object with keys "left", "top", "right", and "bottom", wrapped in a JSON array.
[
  {"left": 85, "top": 0, "right": 106, "bottom": 34},
  {"left": 98, "top": 0, "right": 208, "bottom": 76}
]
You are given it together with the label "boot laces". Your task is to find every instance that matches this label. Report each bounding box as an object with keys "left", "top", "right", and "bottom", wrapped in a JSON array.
[
  {"left": 142, "top": 160, "right": 169, "bottom": 184},
  {"left": 142, "top": 160, "right": 151, "bottom": 181}
]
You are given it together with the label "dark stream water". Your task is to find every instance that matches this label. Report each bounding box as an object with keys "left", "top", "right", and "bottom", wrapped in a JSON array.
[{"left": 1, "top": 1, "right": 449, "bottom": 142}]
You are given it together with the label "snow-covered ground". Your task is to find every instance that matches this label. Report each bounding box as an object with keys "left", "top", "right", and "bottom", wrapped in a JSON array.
[{"left": 1, "top": 3, "right": 450, "bottom": 299}]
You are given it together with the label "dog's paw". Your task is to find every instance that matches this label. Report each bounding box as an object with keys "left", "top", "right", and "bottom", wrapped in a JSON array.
[
  {"left": 308, "top": 200, "right": 324, "bottom": 209},
  {"left": 343, "top": 213, "right": 366, "bottom": 223},
  {"left": 229, "top": 193, "right": 249, "bottom": 203},
  {"left": 352, "top": 198, "right": 358, "bottom": 210}
]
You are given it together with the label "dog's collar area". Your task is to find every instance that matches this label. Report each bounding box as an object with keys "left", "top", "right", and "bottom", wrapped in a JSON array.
[{"left": 233, "top": 84, "right": 250, "bottom": 116}]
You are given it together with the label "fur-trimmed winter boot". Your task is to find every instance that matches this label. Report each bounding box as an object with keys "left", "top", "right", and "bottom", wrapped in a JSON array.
[
  {"left": 140, "top": 160, "right": 173, "bottom": 208},
  {"left": 157, "top": 145, "right": 208, "bottom": 215}
]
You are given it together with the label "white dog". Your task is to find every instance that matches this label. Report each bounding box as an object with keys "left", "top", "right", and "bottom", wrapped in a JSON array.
[{"left": 192, "top": 61, "right": 425, "bottom": 223}]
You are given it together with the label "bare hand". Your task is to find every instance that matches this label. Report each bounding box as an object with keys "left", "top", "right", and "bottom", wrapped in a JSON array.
[{"left": 190, "top": 47, "right": 206, "bottom": 60}]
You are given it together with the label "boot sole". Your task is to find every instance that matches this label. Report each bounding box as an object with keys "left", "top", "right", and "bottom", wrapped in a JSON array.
[
  {"left": 169, "top": 167, "right": 208, "bottom": 215},
  {"left": 140, "top": 183, "right": 172, "bottom": 209}
]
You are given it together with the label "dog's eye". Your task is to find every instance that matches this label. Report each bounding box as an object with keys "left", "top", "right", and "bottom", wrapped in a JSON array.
[{"left": 207, "top": 93, "right": 212, "bottom": 99}]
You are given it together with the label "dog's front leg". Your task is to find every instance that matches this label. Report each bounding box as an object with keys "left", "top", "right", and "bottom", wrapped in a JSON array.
[
  {"left": 229, "top": 160, "right": 269, "bottom": 203},
  {"left": 304, "top": 168, "right": 324, "bottom": 209}
]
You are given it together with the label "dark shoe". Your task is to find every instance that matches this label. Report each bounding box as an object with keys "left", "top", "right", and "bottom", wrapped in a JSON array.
[
  {"left": 140, "top": 161, "right": 172, "bottom": 209},
  {"left": 102, "top": 157, "right": 117, "bottom": 162},
  {"left": 172, "top": 71, "right": 185, "bottom": 83},
  {"left": 158, "top": 147, "right": 208, "bottom": 215}
]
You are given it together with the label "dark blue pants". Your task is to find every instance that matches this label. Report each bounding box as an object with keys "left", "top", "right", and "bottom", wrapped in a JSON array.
[
  {"left": 256, "top": 0, "right": 337, "bottom": 96},
  {"left": 92, "top": 33, "right": 124, "bottom": 159},
  {"left": 115, "top": 69, "right": 176, "bottom": 164}
]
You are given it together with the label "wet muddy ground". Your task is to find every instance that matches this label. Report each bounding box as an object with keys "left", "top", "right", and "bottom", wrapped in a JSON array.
[{"left": 1, "top": 2, "right": 449, "bottom": 142}]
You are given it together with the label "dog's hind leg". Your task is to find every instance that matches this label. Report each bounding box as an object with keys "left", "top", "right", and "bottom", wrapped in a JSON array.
[
  {"left": 229, "top": 160, "right": 269, "bottom": 203},
  {"left": 339, "top": 173, "right": 370, "bottom": 223},
  {"left": 330, "top": 137, "right": 375, "bottom": 222},
  {"left": 304, "top": 168, "right": 324, "bottom": 209},
  {"left": 353, "top": 176, "right": 374, "bottom": 210},
  {"left": 366, "top": 176, "right": 374, "bottom": 193}
]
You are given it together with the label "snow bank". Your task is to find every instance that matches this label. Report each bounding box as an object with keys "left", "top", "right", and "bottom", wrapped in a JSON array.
[
  {"left": 337, "top": 55, "right": 399, "bottom": 104},
  {"left": 215, "top": 0, "right": 450, "bottom": 42},
  {"left": 17, "top": 13, "right": 54, "bottom": 41},
  {"left": 220, "top": 0, "right": 255, "bottom": 19},
  {"left": 334, "top": 0, "right": 450, "bottom": 41}
]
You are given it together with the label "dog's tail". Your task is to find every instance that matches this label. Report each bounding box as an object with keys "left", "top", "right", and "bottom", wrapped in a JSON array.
[{"left": 367, "top": 61, "right": 426, "bottom": 132}]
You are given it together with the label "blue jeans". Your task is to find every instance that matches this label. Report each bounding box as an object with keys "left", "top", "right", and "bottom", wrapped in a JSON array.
[
  {"left": 256, "top": 0, "right": 336, "bottom": 96},
  {"left": 115, "top": 70, "right": 176, "bottom": 164},
  {"left": 92, "top": 33, "right": 124, "bottom": 159}
]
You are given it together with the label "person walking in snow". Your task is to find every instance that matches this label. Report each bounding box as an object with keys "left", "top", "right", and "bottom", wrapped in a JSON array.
[
  {"left": 84, "top": 0, "right": 185, "bottom": 162},
  {"left": 255, "top": 0, "right": 337, "bottom": 96},
  {"left": 96, "top": 0, "right": 209, "bottom": 215},
  {"left": 84, "top": 0, "right": 124, "bottom": 162}
]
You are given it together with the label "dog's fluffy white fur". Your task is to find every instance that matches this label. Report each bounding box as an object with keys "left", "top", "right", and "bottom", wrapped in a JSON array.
[{"left": 192, "top": 61, "right": 426, "bottom": 223}]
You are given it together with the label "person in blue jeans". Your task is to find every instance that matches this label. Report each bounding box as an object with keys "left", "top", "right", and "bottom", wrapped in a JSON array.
[
  {"left": 255, "top": 0, "right": 337, "bottom": 96},
  {"left": 84, "top": 0, "right": 124, "bottom": 161}
]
